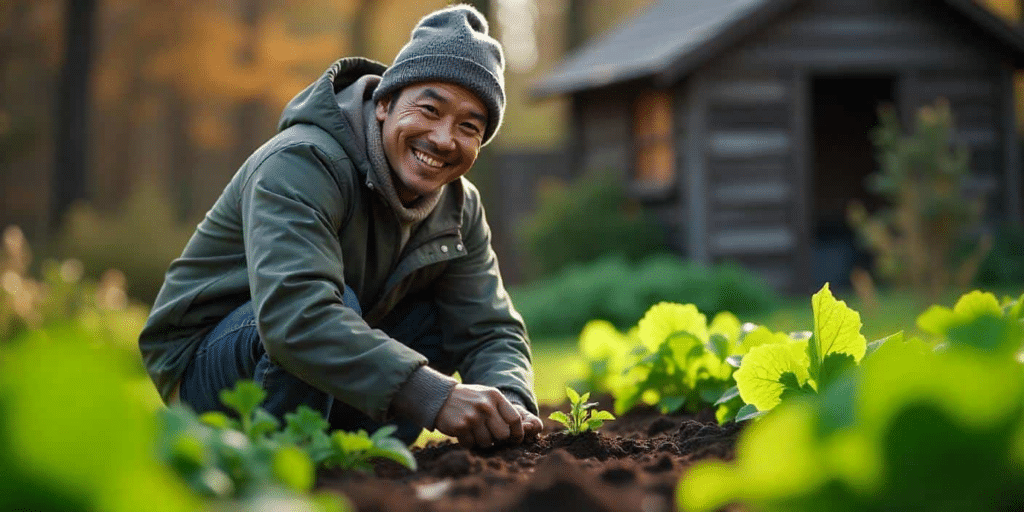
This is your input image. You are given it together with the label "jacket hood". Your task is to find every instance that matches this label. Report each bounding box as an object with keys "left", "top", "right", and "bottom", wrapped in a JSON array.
[{"left": 278, "top": 57, "right": 388, "bottom": 176}]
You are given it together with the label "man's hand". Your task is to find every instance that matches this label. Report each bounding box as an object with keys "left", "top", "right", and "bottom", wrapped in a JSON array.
[
  {"left": 513, "top": 403, "right": 543, "bottom": 439},
  {"left": 435, "top": 384, "right": 537, "bottom": 448}
]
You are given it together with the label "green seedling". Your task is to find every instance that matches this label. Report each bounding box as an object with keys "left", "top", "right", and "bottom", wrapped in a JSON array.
[
  {"left": 549, "top": 387, "right": 615, "bottom": 435},
  {"left": 327, "top": 425, "right": 416, "bottom": 472}
]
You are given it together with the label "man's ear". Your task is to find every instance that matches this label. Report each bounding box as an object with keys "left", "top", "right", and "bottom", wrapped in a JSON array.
[{"left": 375, "top": 98, "right": 389, "bottom": 122}]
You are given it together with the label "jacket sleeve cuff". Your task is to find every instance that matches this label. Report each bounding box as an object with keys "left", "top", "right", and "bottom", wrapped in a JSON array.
[{"left": 389, "top": 366, "right": 458, "bottom": 430}]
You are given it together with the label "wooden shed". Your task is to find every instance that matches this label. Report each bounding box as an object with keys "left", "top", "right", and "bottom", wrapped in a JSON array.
[{"left": 535, "top": 0, "right": 1024, "bottom": 293}]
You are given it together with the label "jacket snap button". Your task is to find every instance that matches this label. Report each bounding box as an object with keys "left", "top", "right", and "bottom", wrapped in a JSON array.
[
  {"left": 441, "top": 245, "right": 449, "bottom": 253},
  {"left": 456, "top": 244, "right": 463, "bottom": 251}
]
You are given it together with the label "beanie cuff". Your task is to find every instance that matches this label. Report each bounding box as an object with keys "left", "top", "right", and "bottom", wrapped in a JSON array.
[{"left": 372, "top": 54, "right": 504, "bottom": 145}]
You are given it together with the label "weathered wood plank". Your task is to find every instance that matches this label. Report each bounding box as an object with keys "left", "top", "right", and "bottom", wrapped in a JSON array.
[
  {"left": 707, "top": 104, "right": 791, "bottom": 131},
  {"left": 710, "top": 207, "right": 791, "bottom": 229},
  {"left": 709, "top": 131, "right": 791, "bottom": 158},
  {"left": 712, "top": 181, "right": 793, "bottom": 205},
  {"left": 710, "top": 226, "right": 796, "bottom": 255},
  {"left": 707, "top": 80, "right": 789, "bottom": 103}
]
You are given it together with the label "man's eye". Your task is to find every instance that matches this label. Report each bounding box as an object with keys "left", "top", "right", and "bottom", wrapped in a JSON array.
[
  {"left": 461, "top": 122, "right": 481, "bottom": 134},
  {"left": 420, "top": 104, "right": 439, "bottom": 115}
]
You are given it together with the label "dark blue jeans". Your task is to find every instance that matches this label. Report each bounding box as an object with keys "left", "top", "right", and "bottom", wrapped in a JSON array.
[{"left": 179, "top": 286, "right": 453, "bottom": 445}]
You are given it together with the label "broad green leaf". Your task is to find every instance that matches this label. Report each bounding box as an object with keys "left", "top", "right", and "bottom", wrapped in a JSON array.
[
  {"left": 171, "top": 434, "right": 206, "bottom": 467},
  {"left": 714, "top": 386, "right": 740, "bottom": 406},
  {"left": 307, "top": 431, "right": 335, "bottom": 465},
  {"left": 548, "top": 411, "right": 569, "bottom": 426},
  {"left": 739, "top": 326, "right": 791, "bottom": 354},
  {"left": 578, "top": 320, "right": 629, "bottom": 360},
  {"left": 219, "top": 381, "right": 266, "bottom": 421},
  {"left": 916, "top": 305, "right": 959, "bottom": 336},
  {"left": 370, "top": 425, "right": 398, "bottom": 443},
  {"left": 947, "top": 314, "right": 1019, "bottom": 353},
  {"left": 586, "top": 418, "right": 606, "bottom": 431},
  {"left": 272, "top": 445, "right": 314, "bottom": 492},
  {"left": 709, "top": 311, "right": 742, "bottom": 348},
  {"left": 637, "top": 302, "right": 708, "bottom": 350},
  {"left": 817, "top": 353, "right": 857, "bottom": 392},
  {"left": 865, "top": 331, "right": 903, "bottom": 359},
  {"left": 249, "top": 408, "right": 280, "bottom": 439},
  {"left": 715, "top": 395, "right": 744, "bottom": 425},
  {"left": 369, "top": 438, "right": 417, "bottom": 470},
  {"left": 284, "top": 406, "right": 330, "bottom": 442},
  {"left": 566, "top": 386, "right": 580, "bottom": 404},
  {"left": 809, "top": 284, "right": 866, "bottom": 381},
  {"left": 679, "top": 402, "right": 824, "bottom": 511},
  {"left": 333, "top": 431, "right": 373, "bottom": 453},
  {"left": 919, "top": 291, "right": 1003, "bottom": 336},
  {"left": 200, "top": 411, "right": 237, "bottom": 430},
  {"left": 591, "top": 410, "right": 615, "bottom": 421},
  {"left": 707, "top": 333, "right": 730, "bottom": 360},
  {"left": 734, "top": 403, "right": 766, "bottom": 422},
  {"left": 1006, "top": 294, "right": 1023, "bottom": 320},
  {"left": 734, "top": 341, "right": 811, "bottom": 412},
  {"left": 777, "top": 372, "right": 817, "bottom": 402},
  {"left": 953, "top": 290, "right": 1002, "bottom": 318}
]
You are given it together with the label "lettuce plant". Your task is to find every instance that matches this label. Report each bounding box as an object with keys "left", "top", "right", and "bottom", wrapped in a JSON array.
[
  {"left": 731, "top": 284, "right": 880, "bottom": 419},
  {"left": 160, "top": 380, "right": 414, "bottom": 502},
  {"left": 549, "top": 387, "right": 615, "bottom": 435},
  {"left": 678, "top": 291, "right": 1024, "bottom": 512}
]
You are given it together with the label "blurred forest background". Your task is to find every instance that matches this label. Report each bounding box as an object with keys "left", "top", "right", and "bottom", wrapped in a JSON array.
[
  {"left": 0, "top": 0, "right": 658, "bottom": 302},
  {"left": 0, "top": 0, "right": 1022, "bottom": 305}
]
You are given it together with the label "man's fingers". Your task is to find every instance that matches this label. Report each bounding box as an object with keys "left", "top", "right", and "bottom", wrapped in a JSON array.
[
  {"left": 473, "top": 420, "right": 493, "bottom": 448},
  {"left": 522, "top": 410, "right": 543, "bottom": 437},
  {"left": 496, "top": 399, "right": 524, "bottom": 444}
]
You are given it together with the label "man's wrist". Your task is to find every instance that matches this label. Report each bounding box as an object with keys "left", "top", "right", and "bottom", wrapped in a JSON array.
[{"left": 389, "top": 366, "right": 458, "bottom": 430}]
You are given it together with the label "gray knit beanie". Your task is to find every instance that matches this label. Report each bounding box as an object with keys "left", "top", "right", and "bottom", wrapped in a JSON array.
[{"left": 372, "top": 4, "right": 505, "bottom": 146}]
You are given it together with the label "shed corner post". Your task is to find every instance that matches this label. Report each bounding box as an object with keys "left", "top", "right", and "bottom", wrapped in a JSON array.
[
  {"left": 1001, "top": 64, "right": 1023, "bottom": 226},
  {"left": 684, "top": 74, "right": 710, "bottom": 265}
]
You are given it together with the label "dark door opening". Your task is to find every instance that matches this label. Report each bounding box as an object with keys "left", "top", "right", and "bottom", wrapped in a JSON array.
[{"left": 810, "top": 76, "right": 894, "bottom": 290}]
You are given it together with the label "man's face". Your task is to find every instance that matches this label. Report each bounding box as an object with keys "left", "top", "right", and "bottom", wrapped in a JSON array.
[{"left": 375, "top": 81, "right": 487, "bottom": 204}]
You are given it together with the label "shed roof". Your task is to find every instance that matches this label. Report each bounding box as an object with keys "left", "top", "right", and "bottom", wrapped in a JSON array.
[{"left": 534, "top": 0, "right": 1024, "bottom": 97}]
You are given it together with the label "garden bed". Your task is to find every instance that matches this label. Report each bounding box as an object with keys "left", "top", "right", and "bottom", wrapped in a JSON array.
[{"left": 317, "top": 398, "right": 743, "bottom": 512}]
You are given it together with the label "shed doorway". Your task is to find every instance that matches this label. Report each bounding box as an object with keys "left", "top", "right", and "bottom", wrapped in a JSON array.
[{"left": 810, "top": 75, "right": 894, "bottom": 289}]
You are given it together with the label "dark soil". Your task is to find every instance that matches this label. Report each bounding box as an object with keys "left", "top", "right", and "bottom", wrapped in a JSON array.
[{"left": 317, "top": 397, "right": 743, "bottom": 512}]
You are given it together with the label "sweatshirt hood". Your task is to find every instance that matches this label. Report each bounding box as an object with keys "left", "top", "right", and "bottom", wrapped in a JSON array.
[{"left": 278, "top": 57, "right": 388, "bottom": 177}]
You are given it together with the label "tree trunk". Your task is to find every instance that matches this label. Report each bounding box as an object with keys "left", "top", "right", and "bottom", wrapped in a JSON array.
[
  {"left": 232, "top": 0, "right": 265, "bottom": 168},
  {"left": 167, "top": 87, "right": 195, "bottom": 220},
  {"left": 52, "top": 0, "right": 97, "bottom": 231},
  {"left": 565, "top": 0, "right": 586, "bottom": 52}
]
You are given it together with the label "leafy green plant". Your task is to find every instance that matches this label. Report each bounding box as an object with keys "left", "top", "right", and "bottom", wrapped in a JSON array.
[
  {"left": 731, "top": 283, "right": 882, "bottom": 419},
  {"left": 847, "top": 100, "right": 991, "bottom": 300},
  {"left": 549, "top": 387, "right": 615, "bottom": 435},
  {"left": 161, "top": 379, "right": 413, "bottom": 502},
  {"left": 677, "top": 290, "right": 1024, "bottom": 512},
  {"left": 573, "top": 300, "right": 775, "bottom": 424},
  {"left": 327, "top": 426, "right": 417, "bottom": 472}
]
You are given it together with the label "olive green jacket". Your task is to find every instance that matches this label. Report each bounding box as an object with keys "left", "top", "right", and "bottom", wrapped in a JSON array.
[{"left": 138, "top": 58, "right": 536, "bottom": 421}]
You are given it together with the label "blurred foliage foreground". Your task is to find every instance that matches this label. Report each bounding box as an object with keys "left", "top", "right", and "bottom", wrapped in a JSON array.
[{"left": 0, "top": 226, "right": 362, "bottom": 511}]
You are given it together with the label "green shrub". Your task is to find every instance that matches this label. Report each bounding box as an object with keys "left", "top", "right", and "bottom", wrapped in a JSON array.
[
  {"left": 847, "top": 100, "right": 990, "bottom": 300},
  {"left": 56, "top": 180, "right": 195, "bottom": 304},
  {"left": 511, "top": 254, "right": 777, "bottom": 339},
  {"left": 515, "top": 170, "right": 667, "bottom": 279}
]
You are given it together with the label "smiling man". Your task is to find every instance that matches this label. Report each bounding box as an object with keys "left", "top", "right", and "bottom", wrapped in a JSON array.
[{"left": 139, "top": 4, "right": 541, "bottom": 448}]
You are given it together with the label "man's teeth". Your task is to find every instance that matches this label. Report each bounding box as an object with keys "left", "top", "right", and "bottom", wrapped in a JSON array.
[{"left": 414, "top": 150, "right": 444, "bottom": 168}]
